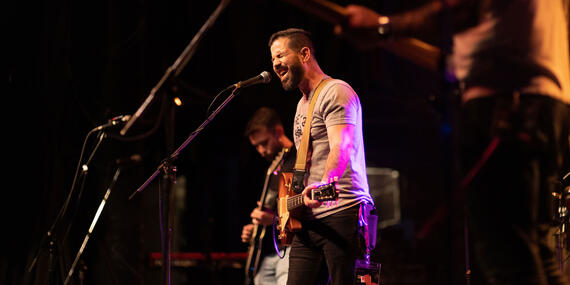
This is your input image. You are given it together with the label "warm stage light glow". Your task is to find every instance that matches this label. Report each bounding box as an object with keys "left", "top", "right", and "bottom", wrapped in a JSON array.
[
  {"left": 378, "top": 16, "right": 390, "bottom": 25},
  {"left": 173, "top": 97, "right": 183, "bottom": 106}
]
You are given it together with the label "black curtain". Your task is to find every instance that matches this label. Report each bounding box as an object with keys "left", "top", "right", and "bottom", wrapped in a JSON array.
[{"left": 6, "top": 0, "right": 462, "bottom": 284}]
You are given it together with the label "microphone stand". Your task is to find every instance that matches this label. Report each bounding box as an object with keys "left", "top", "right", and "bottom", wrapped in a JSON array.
[
  {"left": 120, "top": 0, "right": 231, "bottom": 136},
  {"left": 118, "top": 2, "right": 230, "bottom": 284},
  {"left": 63, "top": 167, "right": 122, "bottom": 285},
  {"left": 128, "top": 85, "right": 240, "bottom": 284},
  {"left": 27, "top": 130, "right": 107, "bottom": 284}
]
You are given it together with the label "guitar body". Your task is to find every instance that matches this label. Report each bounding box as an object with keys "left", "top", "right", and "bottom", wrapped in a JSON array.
[
  {"left": 277, "top": 172, "right": 339, "bottom": 246},
  {"left": 244, "top": 224, "right": 266, "bottom": 284},
  {"left": 277, "top": 171, "right": 302, "bottom": 246},
  {"left": 244, "top": 149, "right": 289, "bottom": 284}
]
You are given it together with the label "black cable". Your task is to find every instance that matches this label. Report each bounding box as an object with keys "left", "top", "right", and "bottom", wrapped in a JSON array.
[
  {"left": 62, "top": 131, "right": 107, "bottom": 245},
  {"left": 106, "top": 93, "right": 168, "bottom": 142},
  {"left": 53, "top": 128, "right": 99, "bottom": 234},
  {"left": 27, "top": 127, "right": 99, "bottom": 280},
  {"left": 206, "top": 84, "right": 237, "bottom": 116}
]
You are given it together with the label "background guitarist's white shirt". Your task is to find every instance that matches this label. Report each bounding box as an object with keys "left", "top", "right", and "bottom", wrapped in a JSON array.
[{"left": 294, "top": 78, "right": 374, "bottom": 219}]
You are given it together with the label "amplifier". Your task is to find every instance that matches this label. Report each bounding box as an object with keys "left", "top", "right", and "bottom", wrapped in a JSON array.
[{"left": 367, "top": 167, "right": 401, "bottom": 229}]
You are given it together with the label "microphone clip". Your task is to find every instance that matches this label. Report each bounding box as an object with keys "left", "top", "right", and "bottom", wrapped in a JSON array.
[{"left": 95, "top": 115, "right": 132, "bottom": 131}]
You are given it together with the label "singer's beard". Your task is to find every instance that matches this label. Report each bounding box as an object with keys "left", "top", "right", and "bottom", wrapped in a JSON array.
[{"left": 281, "top": 62, "right": 304, "bottom": 91}]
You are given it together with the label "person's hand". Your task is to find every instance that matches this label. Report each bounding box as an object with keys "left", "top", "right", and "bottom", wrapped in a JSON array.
[
  {"left": 302, "top": 182, "right": 325, "bottom": 208},
  {"left": 335, "top": 4, "right": 384, "bottom": 35},
  {"left": 241, "top": 224, "right": 254, "bottom": 243},
  {"left": 302, "top": 177, "right": 340, "bottom": 208},
  {"left": 250, "top": 203, "right": 275, "bottom": 226},
  {"left": 345, "top": 5, "right": 383, "bottom": 28}
]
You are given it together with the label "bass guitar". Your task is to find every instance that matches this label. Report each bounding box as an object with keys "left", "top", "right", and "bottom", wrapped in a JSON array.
[
  {"left": 244, "top": 149, "right": 288, "bottom": 285},
  {"left": 277, "top": 174, "right": 339, "bottom": 245}
]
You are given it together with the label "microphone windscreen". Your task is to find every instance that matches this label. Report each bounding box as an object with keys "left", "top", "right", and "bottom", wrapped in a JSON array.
[{"left": 260, "top": 71, "right": 271, "bottom": 84}]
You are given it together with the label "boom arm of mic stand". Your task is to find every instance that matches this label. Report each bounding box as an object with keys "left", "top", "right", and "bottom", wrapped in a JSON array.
[
  {"left": 120, "top": 0, "right": 231, "bottom": 136},
  {"left": 128, "top": 86, "right": 240, "bottom": 200},
  {"left": 128, "top": 156, "right": 177, "bottom": 200},
  {"left": 126, "top": 76, "right": 238, "bottom": 285}
]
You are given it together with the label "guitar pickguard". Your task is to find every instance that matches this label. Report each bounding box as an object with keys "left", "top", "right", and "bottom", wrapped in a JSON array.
[{"left": 277, "top": 172, "right": 302, "bottom": 245}]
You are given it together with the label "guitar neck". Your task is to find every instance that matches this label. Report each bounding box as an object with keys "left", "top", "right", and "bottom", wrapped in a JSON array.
[
  {"left": 258, "top": 149, "right": 288, "bottom": 210},
  {"left": 285, "top": 182, "right": 338, "bottom": 211},
  {"left": 286, "top": 194, "right": 305, "bottom": 211}
]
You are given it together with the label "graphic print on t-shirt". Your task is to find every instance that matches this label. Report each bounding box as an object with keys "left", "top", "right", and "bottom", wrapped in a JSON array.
[{"left": 294, "top": 112, "right": 306, "bottom": 148}]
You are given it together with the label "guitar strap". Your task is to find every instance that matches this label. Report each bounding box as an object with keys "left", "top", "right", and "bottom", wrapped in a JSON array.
[{"left": 291, "top": 77, "right": 333, "bottom": 193}]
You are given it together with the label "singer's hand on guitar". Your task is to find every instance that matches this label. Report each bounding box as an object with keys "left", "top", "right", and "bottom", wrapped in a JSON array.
[
  {"left": 302, "top": 182, "right": 325, "bottom": 208},
  {"left": 241, "top": 224, "right": 254, "bottom": 243},
  {"left": 250, "top": 204, "right": 275, "bottom": 226}
]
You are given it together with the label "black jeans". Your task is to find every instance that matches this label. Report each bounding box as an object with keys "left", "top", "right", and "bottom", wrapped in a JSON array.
[
  {"left": 286, "top": 204, "right": 361, "bottom": 285},
  {"left": 459, "top": 94, "right": 570, "bottom": 285}
]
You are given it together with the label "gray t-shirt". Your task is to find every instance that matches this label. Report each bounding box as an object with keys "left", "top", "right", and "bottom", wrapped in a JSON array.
[{"left": 294, "top": 77, "right": 373, "bottom": 219}]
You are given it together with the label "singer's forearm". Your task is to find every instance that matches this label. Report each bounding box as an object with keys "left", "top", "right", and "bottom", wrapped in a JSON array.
[{"left": 322, "top": 124, "right": 354, "bottom": 182}]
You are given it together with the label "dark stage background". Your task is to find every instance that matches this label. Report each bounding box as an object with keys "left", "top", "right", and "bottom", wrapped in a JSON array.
[{"left": 7, "top": 0, "right": 467, "bottom": 284}]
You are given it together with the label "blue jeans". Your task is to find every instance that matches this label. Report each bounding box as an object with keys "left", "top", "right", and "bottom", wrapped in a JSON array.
[
  {"left": 254, "top": 247, "right": 290, "bottom": 285},
  {"left": 286, "top": 204, "right": 361, "bottom": 285}
]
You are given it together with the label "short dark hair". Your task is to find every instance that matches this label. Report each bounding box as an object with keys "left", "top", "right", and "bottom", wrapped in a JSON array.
[
  {"left": 268, "top": 28, "right": 316, "bottom": 57},
  {"left": 244, "top": 107, "right": 282, "bottom": 137}
]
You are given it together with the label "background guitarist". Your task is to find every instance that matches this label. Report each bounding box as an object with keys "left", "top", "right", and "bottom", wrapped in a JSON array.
[
  {"left": 240, "top": 107, "right": 295, "bottom": 285},
  {"left": 268, "top": 28, "right": 375, "bottom": 285}
]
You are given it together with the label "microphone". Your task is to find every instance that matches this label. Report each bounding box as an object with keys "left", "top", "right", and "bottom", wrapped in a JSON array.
[
  {"left": 115, "top": 154, "right": 142, "bottom": 165},
  {"left": 233, "top": 71, "right": 271, "bottom": 89},
  {"left": 95, "top": 115, "right": 132, "bottom": 131}
]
